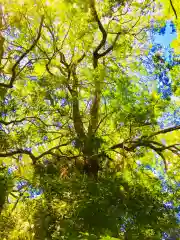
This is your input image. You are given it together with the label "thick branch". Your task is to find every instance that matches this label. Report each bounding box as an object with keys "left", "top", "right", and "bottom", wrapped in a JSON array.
[
  {"left": 0, "top": 149, "right": 37, "bottom": 164},
  {"left": 88, "top": 81, "right": 101, "bottom": 136},
  {"left": 170, "top": 0, "right": 178, "bottom": 19},
  {"left": 0, "top": 15, "right": 44, "bottom": 88},
  {"left": 110, "top": 142, "right": 134, "bottom": 152},
  {"left": 147, "top": 125, "right": 180, "bottom": 138},
  {"left": 89, "top": 0, "right": 107, "bottom": 57},
  {"left": 60, "top": 53, "right": 86, "bottom": 141},
  {"left": 59, "top": 51, "right": 69, "bottom": 68},
  {"left": 88, "top": 1, "right": 120, "bottom": 135},
  {"left": 109, "top": 138, "right": 180, "bottom": 171},
  {"left": 0, "top": 116, "right": 57, "bottom": 127},
  {"left": 0, "top": 118, "right": 27, "bottom": 126},
  {"left": 131, "top": 141, "right": 168, "bottom": 171},
  {"left": 45, "top": 53, "right": 57, "bottom": 76},
  {"left": 88, "top": 32, "right": 119, "bottom": 134},
  {"left": 36, "top": 142, "right": 70, "bottom": 160},
  {"left": 98, "top": 32, "right": 120, "bottom": 58},
  {"left": 0, "top": 143, "right": 70, "bottom": 165},
  {"left": 70, "top": 63, "right": 86, "bottom": 141}
]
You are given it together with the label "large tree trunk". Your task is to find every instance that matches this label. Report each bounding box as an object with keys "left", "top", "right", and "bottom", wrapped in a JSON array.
[{"left": 82, "top": 137, "right": 100, "bottom": 179}]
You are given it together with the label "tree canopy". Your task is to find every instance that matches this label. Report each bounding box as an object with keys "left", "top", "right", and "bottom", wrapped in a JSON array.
[{"left": 0, "top": 0, "right": 179, "bottom": 239}]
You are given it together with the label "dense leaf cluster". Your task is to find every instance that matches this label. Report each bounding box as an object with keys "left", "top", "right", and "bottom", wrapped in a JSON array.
[{"left": 0, "top": 0, "right": 179, "bottom": 239}]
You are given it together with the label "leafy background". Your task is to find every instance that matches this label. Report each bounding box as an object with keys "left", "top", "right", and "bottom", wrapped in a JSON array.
[{"left": 0, "top": 0, "right": 179, "bottom": 239}]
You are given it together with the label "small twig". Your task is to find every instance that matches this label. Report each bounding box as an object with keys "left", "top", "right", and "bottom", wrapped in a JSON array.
[{"left": 170, "top": 0, "right": 178, "bottom": 19}]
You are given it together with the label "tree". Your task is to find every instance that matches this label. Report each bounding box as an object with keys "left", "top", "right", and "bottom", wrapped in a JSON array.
[{"left": 0, "top": 0, "right": 179, "bottom": 239}]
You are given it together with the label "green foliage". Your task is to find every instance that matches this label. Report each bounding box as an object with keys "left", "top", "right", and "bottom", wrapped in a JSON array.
[{"left": 0, "top": 0, "right": 179, "bottom": 239}]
